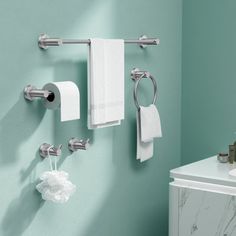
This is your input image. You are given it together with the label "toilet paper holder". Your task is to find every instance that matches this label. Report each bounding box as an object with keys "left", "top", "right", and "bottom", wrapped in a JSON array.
[
  {"left": 24, "top": 84, "right": 55, "bottom": 102},
  {"left": 68, "top": 138, "right": 90, "bottom": 152}
]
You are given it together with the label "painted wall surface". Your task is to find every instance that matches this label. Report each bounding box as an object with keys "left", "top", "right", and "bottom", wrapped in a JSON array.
[
  {"left": 182, "top": 0, "right": 236, "bottom": 164},
  {"left": 0, "top": 0, "right": 182, "bottom": 235}
]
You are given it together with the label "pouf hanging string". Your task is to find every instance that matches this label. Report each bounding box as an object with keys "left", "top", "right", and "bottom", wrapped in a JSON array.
[
  {"left": 47, "top": 145, "right": 54, "bottom": 171},
  {"left": 47, "top": 145, "right": 57, "bottom": 171}
]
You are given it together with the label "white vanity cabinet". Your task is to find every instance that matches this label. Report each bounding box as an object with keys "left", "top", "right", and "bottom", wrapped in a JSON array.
[{"left": 169, "top": 157, "right": 236, "bottom": 236}]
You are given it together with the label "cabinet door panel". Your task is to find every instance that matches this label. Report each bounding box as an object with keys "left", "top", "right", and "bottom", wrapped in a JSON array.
[{"left": 179, "top": 187, "right": 236, "bottom": 236}]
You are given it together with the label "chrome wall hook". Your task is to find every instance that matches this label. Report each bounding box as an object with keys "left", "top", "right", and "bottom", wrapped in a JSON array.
[
  {"left": 24, "top": 85, "right": 54, "bottom": 101},
  {"left": 39, "top": 143, "right": 62, "bottom": 158},
  {"left": 68, "top": 138, "right": 90, "bottom": 152}
]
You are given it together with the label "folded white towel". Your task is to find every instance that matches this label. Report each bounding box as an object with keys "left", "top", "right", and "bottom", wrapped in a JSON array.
[
  {"left": 140, "top": 104, "right": 162, "bottom": 142},
  {"left": 136, "top": 111, "right": 153, "bottom": 162},
  {"left": 136, "top": 104, "right": 162, "bottom": 162},
  {"left": 88, "top": 39, "right": 124, "bottom": 129}
]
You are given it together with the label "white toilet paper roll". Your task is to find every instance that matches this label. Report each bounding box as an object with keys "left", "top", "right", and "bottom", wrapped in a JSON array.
[{"left": 43, "top": 81, "right": 80, "bottom": 122}]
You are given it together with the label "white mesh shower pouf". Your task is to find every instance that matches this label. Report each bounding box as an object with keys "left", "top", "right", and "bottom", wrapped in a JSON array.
[
  {"left": 36, "top": 170, "right": 76, "bottom": 203},
  {"left": 36, "top": 145, "right": 76, "bottom": 203}
]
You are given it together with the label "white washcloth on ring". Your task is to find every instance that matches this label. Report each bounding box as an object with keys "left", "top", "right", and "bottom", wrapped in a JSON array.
[{"left": 139, "top": 104, "right": 162, "bottom": 143}]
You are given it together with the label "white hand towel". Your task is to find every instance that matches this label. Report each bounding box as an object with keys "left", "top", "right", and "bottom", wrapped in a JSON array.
[
  {"left": 140, "top": 104, "right": 162, "bottom": 142},
  {"left": 136, "top": 111, "right": 153, "bottom": 162},
  {"left": 136, "top": 104, "right": 162, "bottom": 162},
  {"left": 88, "top": 39, "right": 124, "bottom": 129}
]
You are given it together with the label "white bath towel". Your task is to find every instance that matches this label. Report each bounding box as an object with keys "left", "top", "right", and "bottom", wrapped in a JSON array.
[
  {"left": 88, "top": 39, "right": 124, "bottom": 129},
  {"left": 139, "top": 104, "right": 162, "bottom": 142}
]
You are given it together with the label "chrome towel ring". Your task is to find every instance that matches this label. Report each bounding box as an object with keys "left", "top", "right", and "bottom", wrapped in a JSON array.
[{"left": 131, "top": 68, "right": 157, "bottom": 110}]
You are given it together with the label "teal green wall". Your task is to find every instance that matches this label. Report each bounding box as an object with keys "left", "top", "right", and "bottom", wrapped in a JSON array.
[
  {"left": 0, "top": 0, "right": 182, "bottom": 236},
  {"left": 182, "top": 0, "right": 236, "bottom": 164}
]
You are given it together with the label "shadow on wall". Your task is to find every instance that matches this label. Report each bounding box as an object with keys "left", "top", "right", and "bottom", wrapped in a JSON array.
[
  {"left": 0, "top": 0, "right": 97, "bottom": 92},
  {"left": 80, "top": 119, "right": 160, "bottom": 236},
  {"left": 1, "top": 183, "right": 44, "bottom": 236},
  {"left": 0, "top": 95, "right": 46, "bottom": 165},
  {"left": 20, "top": 150, "right": 43, "bottom": 183}
]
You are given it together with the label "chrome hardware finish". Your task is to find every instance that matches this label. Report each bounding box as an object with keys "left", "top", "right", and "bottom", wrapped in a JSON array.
[
  {"left": 131, "top": 68, "right": 157, "bottom": 110},
  {"left": 38, "top": 33, "right": 160, "bottom": 50},
  {"left": 139, "top": 35, "right": 160, "bottom": 48},
  {"left": 131, "top": 68, "right": 150, "bottom": 81},
  {"left": 24, "top": 85, "right": 53, "bottom": 101},
  {"left": 39, "top": 143, "right": 62, "bottom": 158},
  {"left": 68, "top": 138, "right": 90, "bottom": 152},
  {"left": 38, "top": 33, "right": 63, "bottom": 49}
]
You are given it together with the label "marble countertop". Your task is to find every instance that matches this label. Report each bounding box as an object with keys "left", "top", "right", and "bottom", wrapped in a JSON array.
[{"left": 170, "top": 156, "right": 236, "bottom": 187}]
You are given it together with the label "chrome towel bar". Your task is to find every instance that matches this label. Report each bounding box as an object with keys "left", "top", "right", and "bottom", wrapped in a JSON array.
[{"left": 38, "top": 34, "right": 160, "bottom": 50}]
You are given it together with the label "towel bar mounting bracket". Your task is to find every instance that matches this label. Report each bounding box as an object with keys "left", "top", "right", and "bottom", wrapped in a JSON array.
[{"left": 131, "top": 68, "right": 151, "bottom": 81}]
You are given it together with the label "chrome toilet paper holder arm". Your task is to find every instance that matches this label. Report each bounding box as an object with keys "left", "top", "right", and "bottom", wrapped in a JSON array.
[
  {"left": 24, "top": 84, "right": 54, "bottom": 101},
  {"left": 68, "top": 138, "right": 90, "bottom": 152},
  {"left": 39, "top": 143, "right": 62, "bottom": 158}
]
